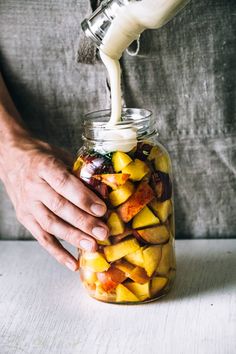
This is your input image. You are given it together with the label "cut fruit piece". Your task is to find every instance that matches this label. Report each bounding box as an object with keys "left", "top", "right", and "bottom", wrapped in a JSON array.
[
  {"left": 122, "top": 159, "right": 149, "bottom": 181},
  {"left": 107, "top": 212, "right": 125, "bottom": 236},
  {"left": 95, "top": 281, "right": 116, "bottom": 302},
  {"left": 115, "top": 260, "right": 135, "bottom": 275},
  {"left": 156, "top": 242, "right": 174, "bottom": 275},
  {"left": 109, "top": 181, "right": 134, "bottom": 207},
  {"left": 93, "top": 173, "right": 130, "bottom": 190},
  {"left": 129, "top": 266, "right": 150, "bottom": 284},
  {"left": 112, "top": 151, "right": 132, "bottom": 172},
  {"left": 117, "top": 182, "right": 154, "bottom": 222},
  {"left": 134, "top": 142, "right": 153, "bottom": 161},
  {"left": 125, "top": 281, "right": 150, "bottom": 301},
  {"left": 116, "top": 284, "right": 139, "bottom": 302},
  {"left": 104, "top": 238, "right": 140, "bottom": 262},
  {"left": 81, "top": 252, "right": 110, "bottom": 272},
  {"left": 143, "top": 245, "right": 162, "bottom": 277},
  {"left": 124, "top": 249, "right": 144, "bottom": 268},
  {"left": 151, "top": 277, "right": 168, "bottom": 296},
  {"left": 111, "top": 229, "right": 133, "bottom": 244},
  {"left": 148, "top": 146, "right": 170, "bottom": 173},
  {"left": 97, "top": 238, "right": 111, "bottom": 246},
  {"left": 149, "top": 199, "right": 172, "bottom": 223},
  {"left": 132, "top": 206, "right": 160, "bottom": 229},
  {"left": 151, "top": 171, "right": 172, "bottom": 202},
  {"left": 97, "top": 266, "right": 126, "bottom": 292},
  {"left": 73, "top": 156, "right": 83, "bottom": 173},
  {"left": 80, "top": 269, "right": 97, "bottom": 285},
  {"left": 135, "top": 225, "right": 170, "bottom": 245}
]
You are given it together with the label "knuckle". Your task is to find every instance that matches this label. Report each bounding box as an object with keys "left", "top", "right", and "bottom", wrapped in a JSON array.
[
  {"left": 73, "top": 214, "right": 87, "bottom": 229},
  {"left": 63, "top": 227, "right": 77, "bottom": 243},
  {"left": 54, "top": 170, "right": 70, "bottom": 189},
  {"left": 38, "top": 233, "right": 52, "bottom": 249},
  {"left": 42, "top": 213, "right": 55, "bottom": 232},
  {"left": 50, "top": 195, "right": 66, "bottom": 214}
]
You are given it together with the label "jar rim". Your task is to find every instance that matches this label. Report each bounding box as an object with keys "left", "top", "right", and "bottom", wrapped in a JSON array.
[{"left": 83, "top": 108, "right": 153, "bottom": 129}]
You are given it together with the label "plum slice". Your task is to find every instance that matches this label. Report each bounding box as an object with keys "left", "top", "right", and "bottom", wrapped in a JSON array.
[{"left": 151, "top": 171, "right": 172, "bottom": 202}]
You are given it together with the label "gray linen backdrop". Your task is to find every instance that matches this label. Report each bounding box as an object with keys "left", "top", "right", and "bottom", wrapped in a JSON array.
[{"left": 0, "top": 0, "right": 235, "bottom": 239}]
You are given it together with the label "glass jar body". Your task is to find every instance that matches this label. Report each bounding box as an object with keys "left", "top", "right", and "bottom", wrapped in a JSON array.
[{"left": 74, "top": 112, "right": 176, "bottom": 304}]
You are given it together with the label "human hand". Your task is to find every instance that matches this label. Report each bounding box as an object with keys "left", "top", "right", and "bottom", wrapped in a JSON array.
[{"left": 0, "top": 132, "right": 109, "bottom": 271}]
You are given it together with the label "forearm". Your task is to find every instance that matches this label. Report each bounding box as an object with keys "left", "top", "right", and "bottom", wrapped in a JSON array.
[{"left": 0, "top": 73, "right": 29, "bottom": 180}]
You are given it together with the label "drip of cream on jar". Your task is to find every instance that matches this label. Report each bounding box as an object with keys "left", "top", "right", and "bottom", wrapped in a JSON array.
[{"left": 99, "top": 0, "right": 189, "bottom": 151}]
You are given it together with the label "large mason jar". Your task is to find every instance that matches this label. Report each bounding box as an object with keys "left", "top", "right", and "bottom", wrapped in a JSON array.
[{"left": 73, "top": 108, "right": 176, "bottom": 303}]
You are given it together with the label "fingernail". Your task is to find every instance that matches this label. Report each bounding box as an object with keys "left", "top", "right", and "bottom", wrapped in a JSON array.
[
  {"left": 79, "top": 239, "right": 94, "bottom": 251},
  {"left": 65, "top": 261, "right": 77, "bottom": 271},
  {"left": 90, "top": 203, "right": 106, "bottom": 216},
  {"left": 92, "top": 226, "right": 108, "bottom": 240}
]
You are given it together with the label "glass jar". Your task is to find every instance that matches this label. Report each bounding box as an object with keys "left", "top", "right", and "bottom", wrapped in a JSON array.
[{"left": 73, "top": 108, "right": 176, "bottom": 303}]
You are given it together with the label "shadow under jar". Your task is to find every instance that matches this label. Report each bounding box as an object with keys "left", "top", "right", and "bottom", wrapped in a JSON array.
[{"left": 73, "top": 108, "right": 176, "bottom": 304}]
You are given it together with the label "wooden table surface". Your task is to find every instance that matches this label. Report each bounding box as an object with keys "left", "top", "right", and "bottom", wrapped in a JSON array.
[{"left": 0, "top": 240, "right": 235, "bottom": 354}]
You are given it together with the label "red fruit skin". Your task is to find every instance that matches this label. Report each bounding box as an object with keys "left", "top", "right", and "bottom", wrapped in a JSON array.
[
  {"left": 97, "top": 267, "right": 127, "bottom": 292},
  {"left": 117, "top": 182, "right": 154, "bottom": 223},
  {"left": 151, "top": 171, "right": 172, "bottom": 202},
  {"left": 134, "top": 142, "right": 153, "bottom": 161},
  {"left": 132, "top": 229, "right": 148, "bottom": 245}
]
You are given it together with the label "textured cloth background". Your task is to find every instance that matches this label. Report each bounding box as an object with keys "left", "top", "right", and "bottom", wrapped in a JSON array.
[{"left": 0, "top": 0, "right": 235, "bottom": 239}]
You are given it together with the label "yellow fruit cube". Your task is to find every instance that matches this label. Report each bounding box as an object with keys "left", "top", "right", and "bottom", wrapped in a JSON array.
[
  {"left": 122, "top": 159, "right": 149, "bottom": 181},
  {"left": 81, "top": 252, "right": 110, "bottom": 272},
  {"left": 107, "top": 212, "right": 125, "bottom": 236},
  {"left": 156, "top": 242, "right": 174, "bottom": 275},
  {"left": 112, "top": 151, "right": 132, "bottom": 172},
  {"left": 132, "top": 206, "right": 160, "bottom": 229},
  {"left": 151, "top": 277, "right": 168, "bottom": 296},
  {"left": 124, "top": 249, "right": 144, "bottom": 268},
  {"left": 109, "top": 181, "right": 134, "bottom": 207},
  {"left": 97, "top": 238, "right": 111, "bottom": 246},
  {"left": 104, "top": 238, "right": 140, "bottom": 262},
  {"left": 143, "top": 245, "right": 162, "bottom": 277},
  {"left": 81, "top": 269, "right": 97, "bottom": 285},
  {"left": 116, "top": 284, "right": 139, "bottom": 302},
  {"left": 149, "top": 199, "right": 172, "bottom": 223},
  {"left": 148, "top": 146, "right": 170, "bottom": 173},
  {"left": 125, "top": 282, "right": 150, "bottom": 301},
  {"left": 72, "top": 157, "right": 83, "bottom": 172}
]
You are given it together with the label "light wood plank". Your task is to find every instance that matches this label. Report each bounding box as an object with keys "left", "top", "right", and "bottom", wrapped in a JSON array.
[{"left": 0, "top": 240, "right": 235, "bottom": 354}]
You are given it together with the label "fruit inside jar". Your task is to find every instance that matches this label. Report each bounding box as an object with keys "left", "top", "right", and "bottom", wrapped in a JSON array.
[{"left": 73, "top": 140, "right": 176, "bottom": 304}]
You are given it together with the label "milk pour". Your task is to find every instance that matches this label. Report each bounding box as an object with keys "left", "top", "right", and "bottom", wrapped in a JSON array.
[{"left": 100, "top": 0, "right": 189, "bottom": 125}]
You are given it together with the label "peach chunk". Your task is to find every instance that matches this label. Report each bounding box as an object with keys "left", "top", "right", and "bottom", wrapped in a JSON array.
[
  {"left": 116, "top": 284, "right": 139, "bottom": 302},
  {"left": 107, "top": 212, "right": 125, "bottom": 236},
  {"left": 112, "top": 151, "right": 132, "bottom": 172},
  {"left": 80, "top": 269, "right": 97, "bottom": 285},
  {"left": 104, "top": 238, "right": 140, "bottom": 262},
  {"left": 149, "top": 198, "right": 172, "bottom": 223},
  {"left": 124, "top": 249, "right": 144, "bottom": 268},
  {"left": 156, "top": 242, "right": 174, "bottom": 275},
  {"left": 93, "top": 173, "right": 130, "bottom": 190},
  {"left": 148, "top": 146, "right": 170, "bottom": 173},
  {"left": 125, "top": 282, "right": 150, "bottom": 301},
  {"left": 135, "top": 225, "right": 170, "bottom": 244},
  {"left": 151, "top": 277, "right": 168, "bottom": 296},
  {"left": 95, "top": 281, "right": 116, "bottom": 302},
  {"left": 109, "top": 181, "right": 134, "bottom": 207},
  {"left": 81, "top": 252, "right": 110, "bottom": 272},
  {"left": 97, "top": 266, "right": 126, "bottom": 292},
  {"left": 117, "top": 182, "right": 154, "bottom": 222},
  {"left": 132, "top": 206, "right": 160, "bottom": 229},
  {"left": 115, "top": 260, "right": 135, "bottom": 275},
  {"left": 143, "top": 245, "right": 162, "bottom": 277},
  {"left": 122, "top": 159, "right": 149, "bottom": 181},
  {"left": 111, "top": 229, "right": 133, "bottom": 244},
  {"left": 129, "top": 266, "right": 150, "bottom": 284}
]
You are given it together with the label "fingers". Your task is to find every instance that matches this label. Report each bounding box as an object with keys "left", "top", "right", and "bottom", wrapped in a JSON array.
[
  {"left": 33, "top": 202, "right": 98, "bottom": 251},
  {"left": 39, "top": 157, "right": 107, "bottom": 217},
  {"left": 23, "top": 216, "right": 79, "bottom": 271},
  {"left": 39, "top": 182, "right": 109, "bottom": 240}
]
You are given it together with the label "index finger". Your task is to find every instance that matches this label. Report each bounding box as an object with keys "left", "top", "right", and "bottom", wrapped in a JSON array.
[{"left": 39, "top": 157, "right": 107, "bottom": 217}]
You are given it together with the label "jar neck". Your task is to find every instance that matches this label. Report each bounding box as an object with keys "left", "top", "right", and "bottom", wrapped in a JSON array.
[{"left": 82, "top": 108, "right": 157, "bottom": 153}]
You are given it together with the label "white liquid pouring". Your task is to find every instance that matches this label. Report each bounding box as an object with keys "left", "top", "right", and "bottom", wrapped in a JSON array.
[{"left": 99, "top": 0, "right": 189, "bottom": 151}]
